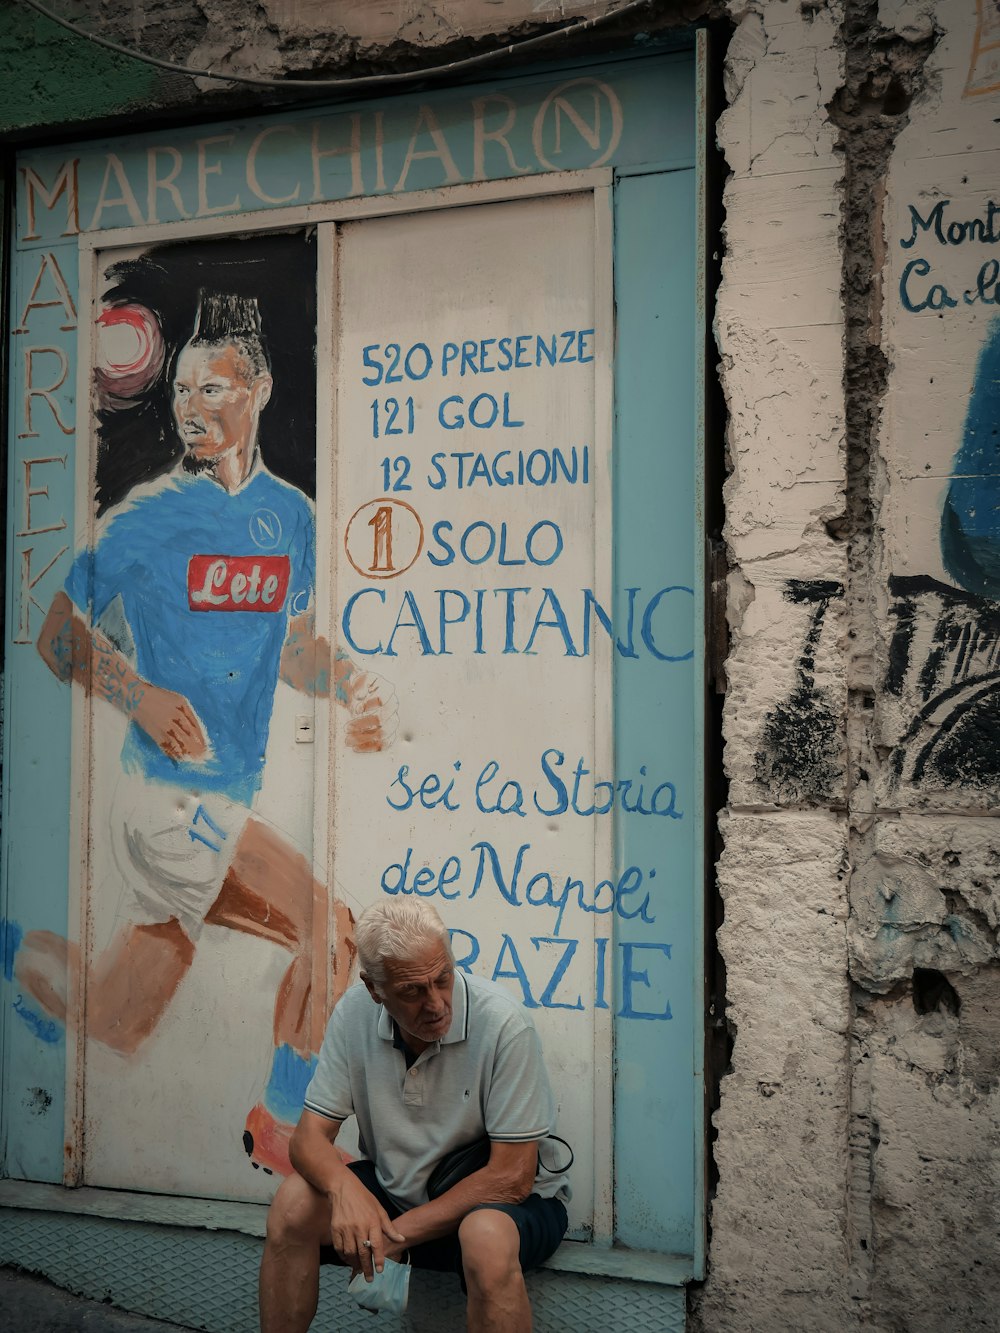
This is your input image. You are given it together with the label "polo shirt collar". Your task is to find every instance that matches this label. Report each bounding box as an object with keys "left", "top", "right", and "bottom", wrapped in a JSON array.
[
  {"left": 442, "top": 971, "right": 469, "bottom": 1046},
  {"left": 375, "top": 970, "right": 470, "bottom": 1048}
]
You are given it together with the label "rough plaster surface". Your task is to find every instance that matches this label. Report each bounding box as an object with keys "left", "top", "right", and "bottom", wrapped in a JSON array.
[
  {"left": 58, "top": 0, "right": 706, "bottom": 92},
  {"left": 693, "top": 811, "right": 853, "bottom": 1331},
  {"left": 859, "top": 0, "right": 1000, "bottom": 1320},
  {"left": 849, "top": 817, "right": 1000, "bottom": 995},
  {"left": 856, "top": 978, "right": 1000, "bottom": 1332},
  {"left": 5, "top": 1, "right": 716, "bottom": 136},
  {"left": 846, "top": 782, "right": 1000, "bottom": 1326},
  {"left": 717, "top": 1, "right": 848, "bottom": 813},
  {"left": 710, "top": 0, "right": 1000, "bottom": 1329},
  {"left": 181, "top": 0, "right": 627, "bottom": 80},
  {"left": 258, "top": 0, "right": 613, "bottom": 44}
]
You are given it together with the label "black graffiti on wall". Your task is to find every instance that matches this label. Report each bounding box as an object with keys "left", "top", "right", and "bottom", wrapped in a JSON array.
[
  {"left": 754, "top": 575, "right": 1000, "bottom": 798},
  {"left": 886, "top": 574, "right": 1000, "bottom": 788},
  {"left": 753, "top": 579, "right": 845, "bottom": 803}
]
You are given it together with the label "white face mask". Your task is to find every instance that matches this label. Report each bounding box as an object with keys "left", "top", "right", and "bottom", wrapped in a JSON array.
[{"left": 348, "top": 1256, "right": 411, "bottom": 1315}]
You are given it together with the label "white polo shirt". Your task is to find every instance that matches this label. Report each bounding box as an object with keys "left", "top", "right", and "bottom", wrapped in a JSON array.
[{"left": 304, "top": 971, "right": 570, "bottom": 1209}]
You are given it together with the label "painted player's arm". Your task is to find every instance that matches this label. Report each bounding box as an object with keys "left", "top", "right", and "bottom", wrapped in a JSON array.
[
  {"left": 280, "top": 610, "right": 398, "bottom": 752},
  {"left": 289, "top": 1109, "right": 406, "bottom": 1280},
  {"left": 36, "top": 589, "right": 209, "bottom": 762}
]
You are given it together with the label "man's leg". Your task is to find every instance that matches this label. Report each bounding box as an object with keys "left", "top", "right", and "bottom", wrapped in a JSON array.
[
  {"left": 458, "top": 1209, "right": 533, "bottom": 1333},
  {"left": 259, "top": 1173, "right": 330, "bottom": 1333},
  {"left": 206, "top": 816, "right": 355, "bottom": 1174}
]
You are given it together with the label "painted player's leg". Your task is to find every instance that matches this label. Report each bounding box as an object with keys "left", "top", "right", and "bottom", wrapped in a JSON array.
[
  {"left": 30, "top": 779, "right": 246, "bottom": 1054},
  {"left": 205, "top": 816, "right": 355, "bottom": 1176},
  {"left": 88, "top": 920, "right": 195, "bottom": 1053},
  {"left": 259, "top": 1173, "right": 331, "bottom": 1333},
  {"left": 13, "top": 929, "right": 75, "bottom": 1024},
  {"left": 459, "top": 1208, "right": 533, "bottom": 1333},
  {"left": 14, "top": 921, "right": 195, "bottom": 1056}
]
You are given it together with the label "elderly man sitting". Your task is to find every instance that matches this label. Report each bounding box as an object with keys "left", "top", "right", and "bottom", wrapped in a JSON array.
[{"left": 259, "top": 899, "right": 570, "bottom": 1331}]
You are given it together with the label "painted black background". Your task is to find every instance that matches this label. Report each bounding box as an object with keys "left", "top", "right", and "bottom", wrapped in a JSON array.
[{"left": 96, "top": 229, "right": 317, "bottom": 514}]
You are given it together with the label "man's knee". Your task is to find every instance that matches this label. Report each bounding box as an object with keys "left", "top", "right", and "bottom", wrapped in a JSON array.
[
  {"left": 266, "top": 1172, "right": 329, "bottom": 1248},
  {"left": 458, "top": 1208, "right": 522, "bottom": 1292}
]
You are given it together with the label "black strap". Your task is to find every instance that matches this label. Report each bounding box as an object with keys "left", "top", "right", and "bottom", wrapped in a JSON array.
[{"left": 537, "top": 1134, "right": 574, "bottom": 1174}]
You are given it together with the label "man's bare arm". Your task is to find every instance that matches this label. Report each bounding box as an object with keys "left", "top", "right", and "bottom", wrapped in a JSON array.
[
  {"left": 289, "top": 1110, "right": 405, "bottom": 1279},
  {"left": 37, "top": 590, "right": 208, "bottom": 761}
]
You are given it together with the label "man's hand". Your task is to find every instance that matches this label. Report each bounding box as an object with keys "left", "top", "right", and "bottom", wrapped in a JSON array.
[
  {"left": 343, "top": 670, "right": 398, "bottom": 753},
  {"left": 132, "top": 684, "right": 209, "bottom": 761},
  {"left": 329, "top": 1170, "right": 406, "bottom": 1281}
]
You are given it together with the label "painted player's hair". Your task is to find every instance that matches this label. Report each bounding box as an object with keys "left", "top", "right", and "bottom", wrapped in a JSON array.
[
  {"left": 187, "top": 291, "right": 271, "bottom": 382},
  {"left": 355, "top": 900, "right": 454, "bottom": 988}
]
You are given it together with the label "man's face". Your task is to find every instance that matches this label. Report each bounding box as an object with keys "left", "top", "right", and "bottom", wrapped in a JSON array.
[
  {"left": 366, "top": 941, "right": 455, "bottom": 1049},
  {"left": 172, "top": 341, "right": 271, "bottom": 461}
]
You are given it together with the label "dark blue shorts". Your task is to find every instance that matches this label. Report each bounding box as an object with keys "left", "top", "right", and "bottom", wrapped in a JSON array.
[{"left": 319, "top": 1159, "right": 568, "bottom": 1283}]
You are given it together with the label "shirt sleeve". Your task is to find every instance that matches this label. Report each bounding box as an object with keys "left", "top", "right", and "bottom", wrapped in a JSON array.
[
  {"left": 287, "top": 496, "right": 315, "bottom": 617},
  {"left": 303, "top": 1005, "right": 354, "bottom": 1123},
  {"left": 483, "top": 1024, "right": 556, "bottom": 1144},
  {"left": 63, "top": 508, "right": 135, "bottom": 622},
  {"left": 63, "top": 546, "right": 94, "bottom": 616}
]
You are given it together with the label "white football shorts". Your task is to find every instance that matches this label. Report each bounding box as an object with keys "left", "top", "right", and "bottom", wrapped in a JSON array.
[{"left": 108, "top": 776, "right": 251, "bottom": 940}]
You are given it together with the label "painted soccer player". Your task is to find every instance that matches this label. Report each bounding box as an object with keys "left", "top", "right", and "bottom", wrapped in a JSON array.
[{"left": 16, "top": 293, "right": 395, "bottom": 1175}]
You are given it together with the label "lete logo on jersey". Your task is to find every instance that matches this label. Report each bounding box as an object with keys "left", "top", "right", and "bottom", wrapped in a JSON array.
[{"left": 187, "top": 555, "right": 290, "bottom": 612}]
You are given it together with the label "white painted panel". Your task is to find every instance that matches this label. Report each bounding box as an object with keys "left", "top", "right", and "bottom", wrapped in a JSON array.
[{"left": 330, "top": 193, "right": 604, "bottom": 1234}]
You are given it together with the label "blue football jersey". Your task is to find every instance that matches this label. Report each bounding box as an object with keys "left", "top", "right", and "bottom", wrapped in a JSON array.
[{"left": 66, "top": 466, "right": 315, "bottom": 804}]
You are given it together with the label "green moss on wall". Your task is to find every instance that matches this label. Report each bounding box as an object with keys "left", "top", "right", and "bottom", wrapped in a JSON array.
[{"left": 0, "top": 4, "right": 169, "bottom": 136}]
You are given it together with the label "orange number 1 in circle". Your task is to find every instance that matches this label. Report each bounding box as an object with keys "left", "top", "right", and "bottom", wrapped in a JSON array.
[{"left": 369, "top": 504, "right": 394, "bottom": 573}]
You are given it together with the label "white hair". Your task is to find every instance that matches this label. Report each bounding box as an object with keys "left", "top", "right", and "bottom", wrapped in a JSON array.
[{"left": 355, "top": 899, "right": 453, "bottom": 988}]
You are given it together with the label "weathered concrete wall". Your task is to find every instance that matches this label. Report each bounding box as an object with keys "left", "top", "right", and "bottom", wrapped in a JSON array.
[
  {"left": 707, "top": 811, "right": 852, "bottom": 1327},
  {"left": 701, "top": 0, "right": 1000, "bottom": 1329},
  {"left": 697, "top": 1, "right": 855, "bottom": 1327},
  {"left": 864, "top": 1, "right": 1000, "bottom": 1327}
]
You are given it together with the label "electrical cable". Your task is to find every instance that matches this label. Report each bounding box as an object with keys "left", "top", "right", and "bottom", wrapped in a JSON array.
[{"left": 18, "top": 0, "right": 655, "bottom": 92}]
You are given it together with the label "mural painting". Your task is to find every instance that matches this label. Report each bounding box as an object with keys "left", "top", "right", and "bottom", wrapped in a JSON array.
[
  {"left": 754, "top": 572, "right": 1000, "bottom": 798},
  {"left": 756, "top": 199, "right": 1000, "bottom": 803},
  {"left": 892, "top": 313, "right": 1000, "bottom": 790},
  {"left": 3, "top": 64, "right": 701, "bottom": 1249},
  {"left": 12, "top": 230, "right": 397, "bottom": 1183},
  {"left": 886, "top": 574, "right": 1000, "bottom": 788}
]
